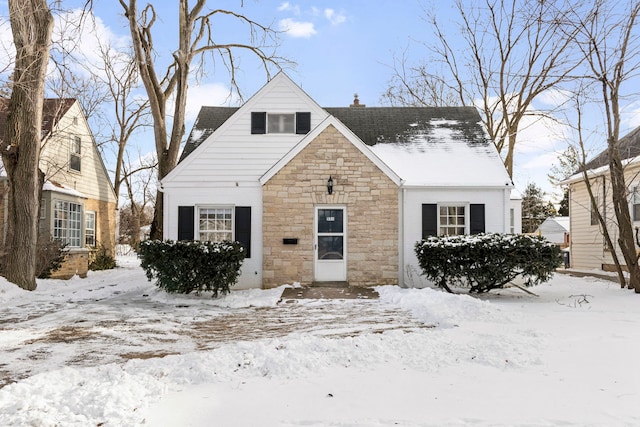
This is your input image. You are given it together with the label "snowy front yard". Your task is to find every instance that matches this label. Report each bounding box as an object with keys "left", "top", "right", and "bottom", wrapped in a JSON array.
[{"left": 0, "top": 255, "right": 639, "bottom": 426}]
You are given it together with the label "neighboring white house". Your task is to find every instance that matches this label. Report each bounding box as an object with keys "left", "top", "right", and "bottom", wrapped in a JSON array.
[
  {"left": 534, "top": 216, "right": 570, "bottom": 247},
  {"left": 161, "top": 72, "right": 517, "bottom": 289}
]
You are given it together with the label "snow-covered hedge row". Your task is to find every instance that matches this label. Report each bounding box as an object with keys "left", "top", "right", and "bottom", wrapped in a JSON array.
[
  {"left": 138, "top": 240, "right": 245, "bottom": 296},
  {"left": 414, "top": 233, "right": 562, "bottom": 293}
]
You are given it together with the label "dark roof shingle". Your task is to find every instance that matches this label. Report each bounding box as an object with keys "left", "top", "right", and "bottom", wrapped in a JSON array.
[
  {"left": 179, "top": 105, "right": 490, "bottom": 162},
  {"left": 582, "top": 125, "right": 640, "bottom": 171},
  {"left": 0, "top": 98, "right": 76, "bottom": 141}
]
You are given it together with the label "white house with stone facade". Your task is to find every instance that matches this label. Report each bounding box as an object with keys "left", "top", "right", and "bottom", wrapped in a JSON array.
[{"left": 160, "top": 72, "right": 517, "bottom": 289}]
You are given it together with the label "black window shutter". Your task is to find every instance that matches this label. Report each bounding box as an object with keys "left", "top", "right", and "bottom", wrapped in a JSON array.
[
  {"left": 296, "top": 112, "right": 311, "bottom": 134},
  {"left": 235, "top": 206, "right": 251, "bottom": 258},
  {"left": 422, "top": 204, "right": 438, "bottom": 238},
  {"left": 251, "top": 112, "right": 266, "bottom": 134},
  {"left": 177, "top": 206, "right": 195, "bottom": 241},
  {"left": 470, "top": 204, "right": 485, "bottom": 234}
]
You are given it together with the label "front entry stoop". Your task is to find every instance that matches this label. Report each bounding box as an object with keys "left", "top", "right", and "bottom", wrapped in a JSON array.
[
  {"left": 279, "top": 285, "right": 379, "bottom": 301},
  {"left": 311, "top": 281, "right": 349, "bottom": 288}
]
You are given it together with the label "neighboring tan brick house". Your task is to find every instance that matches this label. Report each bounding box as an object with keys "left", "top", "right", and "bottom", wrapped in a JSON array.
[
  {"left": 161, "top": 73, "right": 515, "bottom": 289},
  {"left": 0, "top": 99, "right": 117, "bottom": 279}
]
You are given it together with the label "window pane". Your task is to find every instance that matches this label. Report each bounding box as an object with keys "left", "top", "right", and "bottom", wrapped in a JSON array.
[
  {"left": 198, "top": 208, "right": 232, "bottom": 242},
  {"left": 439, "top": 205, "right": 466, "bottom": 236},
  {"left": 54, "top": 200, "right": 82, "bottom": 247},
  {"left": 85, "top": 211, "right": 96, "bottom": 247},
  {"left": 318, "top": 209, "right": 343, "bottom": 233},
  {"left": 318, "top": 236, "right": 343, "bottom": 260},
  {"left": 268, "top": 114, "right": 295, "bottom": 133}
]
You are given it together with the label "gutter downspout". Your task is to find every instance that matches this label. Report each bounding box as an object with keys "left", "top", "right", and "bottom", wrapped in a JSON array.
[{"left": 399, "top": 186, "right": 405, "bottom": 287}]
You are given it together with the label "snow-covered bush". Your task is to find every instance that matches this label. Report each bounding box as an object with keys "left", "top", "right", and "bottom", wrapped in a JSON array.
[
  {"left": 138, "top": 240, "right": 245, "bottom": 296},
  {"left": 414, "top": 233, "right": 562, "bottom": 293}
]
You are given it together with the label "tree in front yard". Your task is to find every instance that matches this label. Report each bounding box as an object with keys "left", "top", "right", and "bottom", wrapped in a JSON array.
[
  {"left": 0, "top": 0, "right": 54, "bottom": 290},
  {"left": 521, "top": 182, "right": 557, "bottom": 233}
]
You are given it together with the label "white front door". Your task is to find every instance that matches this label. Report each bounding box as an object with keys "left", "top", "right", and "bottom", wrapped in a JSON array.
[{"left": 314, "top": 206, "right": 347, "bottom": 282}]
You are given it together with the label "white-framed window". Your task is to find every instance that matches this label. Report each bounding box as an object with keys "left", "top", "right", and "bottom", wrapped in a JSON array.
[
  {"left": 510, "top": 208, "right": 515, "bottom": 234},
  {"left": 40, "top": 198, "right": 46, "bottom": 219},
  {"left": 70, "top": 136, "right": 81, "bottom": 172},
  {"left": 439, "top": 205, "right": 466, "bottom": 236},
  {"left": 267, "top": 113, "right": 295, "bottom": 133},
  {"left": 632, "top": 186, "right": 640, "bottom": 221},
  {"left": 198, "top": 207, "right": 233, "bottom": 242},
  {"left": 54, "top": 200, "right": 82, "bottom": 247},
  {"left": 591, "top": 194, "right": 599, "bottom": 226},
  {"left": 85, "top": 210, "right": 96, "bottom": 247}
]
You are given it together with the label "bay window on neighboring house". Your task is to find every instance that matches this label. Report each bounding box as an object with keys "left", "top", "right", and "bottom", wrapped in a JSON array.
[
  {"left": 53, "top": 200, "right": 83, "bottom": 247},
  {"left": 85, "top": 210, "right": 96, "bottom": 247}
]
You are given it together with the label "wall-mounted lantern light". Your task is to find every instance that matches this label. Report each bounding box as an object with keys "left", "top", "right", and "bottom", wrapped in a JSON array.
[{"left": 327, "top": 176, "right": 334, "bottom": 195}]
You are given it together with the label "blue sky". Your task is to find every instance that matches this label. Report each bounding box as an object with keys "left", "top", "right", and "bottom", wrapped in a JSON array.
[
  {"left": 90, "top": 1, "right": 431, "bottom": 108},
  {"left": 3, "top": 1, "right": 638, "bottom": 202}
]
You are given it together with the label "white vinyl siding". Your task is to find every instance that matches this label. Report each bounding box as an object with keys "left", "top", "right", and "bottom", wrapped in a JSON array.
[
  {"left": 162, "top": 74, "right": 329, "bottom": 187},
  {"left": 39, "top": 102, "right": 116, "bottom": 204}
]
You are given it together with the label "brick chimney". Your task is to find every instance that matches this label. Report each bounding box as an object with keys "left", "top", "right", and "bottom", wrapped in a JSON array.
[{"left": 350, "top": 93, "right": 365, "bottom": 107}]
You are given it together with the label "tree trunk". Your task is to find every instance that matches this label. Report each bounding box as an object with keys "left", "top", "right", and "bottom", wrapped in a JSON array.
[{"left": 0, "top": 0, "right": 54, "bottom": 290}]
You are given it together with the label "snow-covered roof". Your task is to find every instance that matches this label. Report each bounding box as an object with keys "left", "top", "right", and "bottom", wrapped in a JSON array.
[
  {"left": 368, "top": 120, "right": 511, "bottom": 187},
  {"left": 43, "top": 180, "right": 86, "bottom": 198},
  {"left": 181, "top": 104, "right": 512, "bottom": 188},
  {"left": 535, "top": 216, "right": 570, "bottom": 234}
]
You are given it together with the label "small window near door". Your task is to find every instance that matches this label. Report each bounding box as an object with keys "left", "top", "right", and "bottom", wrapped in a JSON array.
[
  {"left": 198, "top": 207, "right": 233, "bottom": 242},
  {"left": 439, "top": 205, "right": 465, "bottom": 236},
  {"left": 85, "top": 211, "right": 96, "bottom": 247}
]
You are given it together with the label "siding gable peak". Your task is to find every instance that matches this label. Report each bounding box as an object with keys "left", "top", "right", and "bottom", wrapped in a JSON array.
[{"left": 163, "top": 72, "right": 328, "bottom": 185}]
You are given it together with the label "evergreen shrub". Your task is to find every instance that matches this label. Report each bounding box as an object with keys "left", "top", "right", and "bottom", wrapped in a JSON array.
[
  {"left": 89, "top": 243, "right": 116, "bottom": 271},
  {"left": 138, "top": 240, "right": 245, "bottom": 296},
  {"left": 414, "top": 233, "right": 562, "bottom": 293},
  {"left": 36, "top": 234, "right": 67, "bottom": 279}
]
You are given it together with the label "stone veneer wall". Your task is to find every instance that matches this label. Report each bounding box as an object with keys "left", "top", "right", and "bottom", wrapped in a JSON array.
[
  {"left": 50, "top": 248, "right": 89, "bottom": 279},
  {"left": 84, "top": 198, "right": 117, "bottom": 257},
  {"left": 262, "top": 125, "right": 399, "bottom": 288}
]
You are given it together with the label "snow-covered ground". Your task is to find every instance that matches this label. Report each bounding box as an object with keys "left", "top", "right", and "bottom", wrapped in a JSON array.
[{"left": 0, "top": 254, "right": 639, "bottom": 426}]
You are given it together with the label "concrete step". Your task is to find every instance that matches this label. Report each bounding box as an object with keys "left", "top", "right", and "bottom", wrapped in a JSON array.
[{"left": 311, "top": 281, "right": 349, "bottom": 288}]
